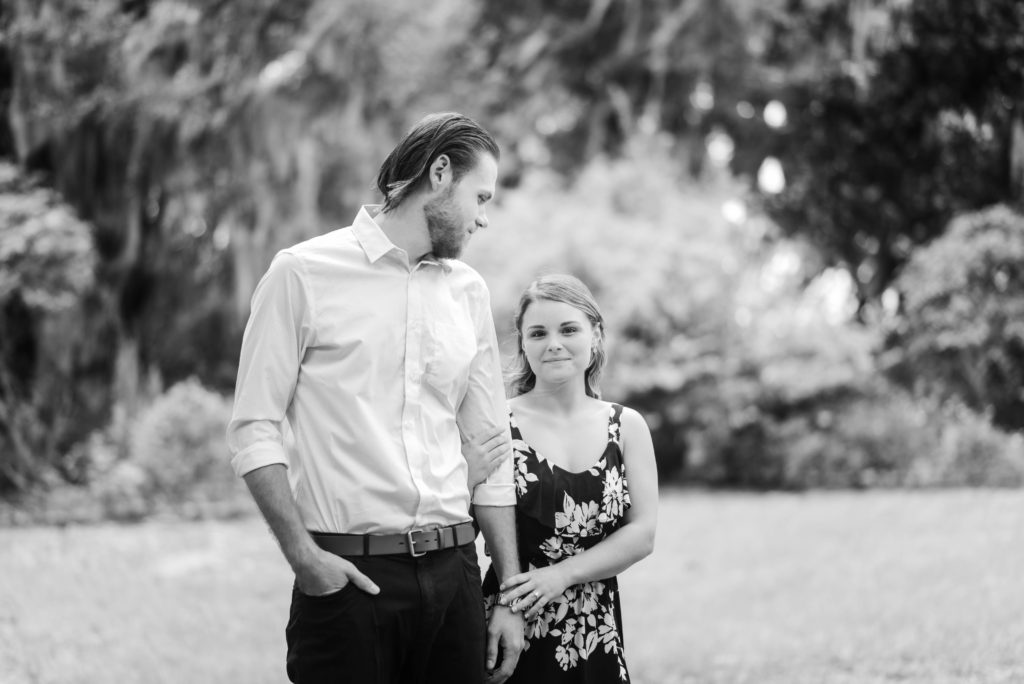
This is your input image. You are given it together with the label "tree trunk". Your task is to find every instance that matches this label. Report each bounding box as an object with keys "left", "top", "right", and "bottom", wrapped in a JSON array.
[
  {"left": 1010, "top": 109, "right": 1024, "bottom": 204},
  {"left": 0, "top": 363, "right": 36, "bottom": 492},
  {"left": 226, "top": 209, "right": 261, "bottom": 326}
]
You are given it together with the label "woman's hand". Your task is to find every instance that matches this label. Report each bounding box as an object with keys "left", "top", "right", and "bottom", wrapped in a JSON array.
[
  {"left": 463, "top": 425, "right": 510, "bottom": 489},
  {"left": 499, "top": 565, "right": 571, "bottom": 621}
]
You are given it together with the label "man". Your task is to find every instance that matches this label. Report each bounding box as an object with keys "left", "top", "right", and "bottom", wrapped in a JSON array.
[{"left": 227, "top": 112, "right": 524, "bottom": 683}]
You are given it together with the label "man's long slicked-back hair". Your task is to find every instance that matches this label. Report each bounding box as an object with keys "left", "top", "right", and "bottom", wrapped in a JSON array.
[{"left": 375, "top": 112, "right": 500, "bottom": 213}]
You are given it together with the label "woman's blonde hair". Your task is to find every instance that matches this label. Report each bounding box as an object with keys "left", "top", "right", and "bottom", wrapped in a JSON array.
[{"left": 507, "top": 274, "right": 606, "bottom": 399}]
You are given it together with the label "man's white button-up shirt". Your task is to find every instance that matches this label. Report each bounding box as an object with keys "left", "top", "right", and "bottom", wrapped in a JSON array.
[{"left": 227, "top": 205, "right": 514, "bottom": 534}]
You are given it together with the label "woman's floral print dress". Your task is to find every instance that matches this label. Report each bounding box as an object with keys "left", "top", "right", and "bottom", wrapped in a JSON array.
[{"left": 482, "top": 403, "right": 632, "bottom": 683}]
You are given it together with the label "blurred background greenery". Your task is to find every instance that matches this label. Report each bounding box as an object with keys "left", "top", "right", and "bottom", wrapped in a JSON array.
[{"left": 1, "top": 0, "right": 1024, "bottom": 523}]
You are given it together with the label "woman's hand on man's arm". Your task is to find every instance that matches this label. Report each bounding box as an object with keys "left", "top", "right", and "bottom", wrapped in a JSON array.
[{"left": 463, "top": 425, "right": 511, "bottom": 489}]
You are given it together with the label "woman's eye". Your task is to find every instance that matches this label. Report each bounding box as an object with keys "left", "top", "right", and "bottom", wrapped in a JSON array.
[
  {"left": 529, "top": 331, "right": 545, "bottom": 338},
  {"left": 563, "top": 327, "right": 579, "bottom": 334}
]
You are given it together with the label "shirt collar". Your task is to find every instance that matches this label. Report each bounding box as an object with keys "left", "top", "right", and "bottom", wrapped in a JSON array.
[
  {"left": 351, "top": 205, "right": 452, "bottom": 273},
  {"left": 351, "top": 205, "right": 395, "bottom": 264}
]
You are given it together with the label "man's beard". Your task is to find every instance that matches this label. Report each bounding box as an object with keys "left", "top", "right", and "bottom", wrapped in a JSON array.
[{"left": 424, "top": 188, "right": 465, "bottom": 259}]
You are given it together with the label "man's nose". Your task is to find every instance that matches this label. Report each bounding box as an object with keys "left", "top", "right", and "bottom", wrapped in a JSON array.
[{"left": 476, "top": 213, "right": 488, "bottom": 230}]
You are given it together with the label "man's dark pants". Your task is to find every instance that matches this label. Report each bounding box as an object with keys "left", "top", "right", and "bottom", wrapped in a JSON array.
[{"left": 285, "top": 543, "right": 486, "bottom": 684}]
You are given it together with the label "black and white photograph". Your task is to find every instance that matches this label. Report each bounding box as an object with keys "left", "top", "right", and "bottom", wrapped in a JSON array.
[{"left": 1, "top": 1, "right": 1023, "bottom": 682}]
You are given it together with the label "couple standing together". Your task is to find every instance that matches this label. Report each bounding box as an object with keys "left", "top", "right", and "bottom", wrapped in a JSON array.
[{"left": 227, "top": 112, "right": 658, "bottom": 684}]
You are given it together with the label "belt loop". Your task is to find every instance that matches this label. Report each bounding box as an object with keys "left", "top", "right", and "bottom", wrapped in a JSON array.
[{"left": 363, "top": 534, "right": 369, "bottom": 556}]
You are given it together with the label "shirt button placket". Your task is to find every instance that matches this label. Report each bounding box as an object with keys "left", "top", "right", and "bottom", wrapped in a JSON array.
[{"left": 404, "top": 267, "right": 425, "bottom": 524}]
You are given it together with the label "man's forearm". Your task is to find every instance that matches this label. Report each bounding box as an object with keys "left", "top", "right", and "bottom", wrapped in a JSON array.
[
  {"left": 243, "top": 464, "right": 318, "bottom": 571},
  {"left": 474, "top": 504, "right": 520, "bottom": 584}
]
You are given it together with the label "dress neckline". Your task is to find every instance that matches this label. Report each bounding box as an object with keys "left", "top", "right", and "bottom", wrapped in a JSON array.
[{"left": 510, "top": 403, "right": 619, "bottom": 475}]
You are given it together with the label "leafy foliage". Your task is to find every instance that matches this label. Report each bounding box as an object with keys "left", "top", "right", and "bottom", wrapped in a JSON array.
[
  {"left": 0, "top": 161, "right": 96, "bottom": 492},
  {"left": 471, "top": 0, "right": 765, "bottom": 176},
  {"left": 132, "top": 378, "right": 236, "bottom": 496},
  {"left": 5, "top": 0, "right": 488, "bottom": 385},
  {"left": 0, "top": 163, "right": 94, "bottom": 310},
  {"left": 471, "top": 138, "right": 862, "bottom": 484},
  {"left": 891, "top": 205, "right": 1024, "bottom": 430},
  {"left": 750, "top": 0, "right": 1024, "bottom": 301},
  {"left": 475, "top": 0, "right": 1024, "bottom": 304},
  {"left": 91, "top": 378, "right": 241, "bottom": 519},
  {"left": 471, "top": 142, "right": 1024, "bottom": 488},
  {"left": 0, "top": 0, "right": 490, "bottom": 493},
  {"left": 1, "top": 0, "right": 1021, "bottom": 500}
]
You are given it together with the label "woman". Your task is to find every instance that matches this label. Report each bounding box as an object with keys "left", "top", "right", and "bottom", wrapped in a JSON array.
[{"left": 469, "top": 273, "right": 658, "bottom": 683}]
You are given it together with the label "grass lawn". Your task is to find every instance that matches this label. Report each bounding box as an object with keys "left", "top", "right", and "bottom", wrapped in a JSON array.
[{"left": 1, "top": 489, "right": 1022, "bottom": 683}]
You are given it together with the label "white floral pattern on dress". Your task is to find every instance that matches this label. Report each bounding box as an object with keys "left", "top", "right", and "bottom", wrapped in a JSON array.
[
  {"left": 599, "top": 465, "right": 628, "bottom": 523},
  {"left": 510, "top": 415, "right": 539, "bottom": 498},
  {"left": 484, "top": 404, "right": 632, "bottom": 682}
]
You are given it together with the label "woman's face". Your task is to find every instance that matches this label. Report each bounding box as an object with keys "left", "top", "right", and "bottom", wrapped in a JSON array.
[{"left": 520, "top": 299, "right": 595, "bottom": 387}]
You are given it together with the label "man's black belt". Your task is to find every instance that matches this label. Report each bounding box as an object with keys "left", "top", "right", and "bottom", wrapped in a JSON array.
[{"left": 310, "top": 521, "right": 477, "bottom": 558}]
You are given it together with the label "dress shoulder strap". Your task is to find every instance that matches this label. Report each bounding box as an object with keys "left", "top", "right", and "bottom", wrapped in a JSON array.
[
  {"left": 607, "top": 403, "right": 624, "bottom": 447},
  {"left": 509, "top": 408, "right": 529, "bottom": 444}
]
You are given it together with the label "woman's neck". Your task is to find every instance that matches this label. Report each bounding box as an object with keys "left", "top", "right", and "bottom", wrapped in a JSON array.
[{"left": 522, "top": 377, "right": 591, "bottom": 416}]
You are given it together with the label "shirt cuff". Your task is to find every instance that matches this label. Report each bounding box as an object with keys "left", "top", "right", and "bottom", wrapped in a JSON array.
[
  {"left": 471, "top": 481, "right": 516, "bottom": 507},
  {"left": 230, "top": 441, "right": 289, "bottom": 478}
]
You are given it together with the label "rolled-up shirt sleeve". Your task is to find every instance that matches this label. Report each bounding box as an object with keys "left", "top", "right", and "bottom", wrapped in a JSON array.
[
  {"left": 227, "top": 251, "right": 314, "bottom": 478},
  {"left": 458, "top": 280, "right": 515, "bottom": 507}
]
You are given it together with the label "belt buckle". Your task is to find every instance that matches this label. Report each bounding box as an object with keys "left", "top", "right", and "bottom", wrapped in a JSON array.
[{"left": 406, "top": 529, "right": 426, "bottom": 558}]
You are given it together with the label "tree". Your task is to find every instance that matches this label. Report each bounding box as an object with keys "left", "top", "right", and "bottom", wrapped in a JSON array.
[
  {"left": 747, "top": 0, "right": 1024, "bottom": 303},
  {"left": 471, "top": 0, "right": 763, "bottom": 178},
  {"left": 473, "top": 0, "right": 1024, "bottom": 306},
  {"left": 1, "top": 0, "right": 490, "bottom": 475}
]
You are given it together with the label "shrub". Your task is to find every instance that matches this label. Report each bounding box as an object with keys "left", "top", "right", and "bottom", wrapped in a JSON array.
[
  {"left": 767, "top": 391, "right": 1024, "bottom": 489},
  {"left": 0, "top": 162, "right": 98, "bottom": 493},
  {"left": 893, "top": 205, "right": 1024, "bottom": 430},
  {"left": 92, "top": 460, "right": 152, "bottom": 521},
  {"left": 116, "top": 378, "right": 240, "bottom": 515},
  {"left": 635, "top": 375, "right": 1024, "bottom": 490},
  {"left": 768, "top": 390, "right": 932, "bottom": 489},
  {"left": 921, "top": 400, "right": 1024, "bottom": 487}
]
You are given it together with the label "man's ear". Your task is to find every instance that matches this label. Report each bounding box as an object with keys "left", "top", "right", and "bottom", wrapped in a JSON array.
[{"left": 428, "top": 154, "right": 452, "bottom": 191}]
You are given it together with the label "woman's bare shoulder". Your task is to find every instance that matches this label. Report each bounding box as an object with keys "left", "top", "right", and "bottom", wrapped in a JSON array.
[{"left": 618, "top": 404, "right": 653, "bottom": 435}]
